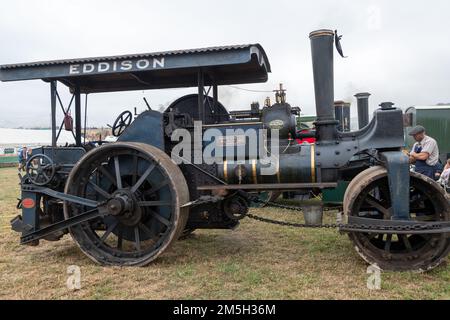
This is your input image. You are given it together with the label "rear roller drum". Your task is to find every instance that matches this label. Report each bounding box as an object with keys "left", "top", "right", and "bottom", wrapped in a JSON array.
[
  {"left": 64, "top": 142, "right": 189, "bottom": 266},
  {"left": 344, "top": 166, "right": 450, "bottom": 271}
]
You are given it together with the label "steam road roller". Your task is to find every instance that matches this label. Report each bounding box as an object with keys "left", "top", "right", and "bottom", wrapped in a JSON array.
[{"left": 1, "top": 29, "right": 449, "bottom": 271}]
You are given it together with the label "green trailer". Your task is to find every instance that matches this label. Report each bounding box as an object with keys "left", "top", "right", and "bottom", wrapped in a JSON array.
[{"left": 404, "top": 105, "right": 450, "bottom": 162}]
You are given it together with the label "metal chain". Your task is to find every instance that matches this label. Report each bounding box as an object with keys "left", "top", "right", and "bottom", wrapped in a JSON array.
[
  {"left": 247, "top": 213, "right": 342, "bottom": 229},
  {"left": 256, "top": 199, "right": 335, "bottom": 212},
  {"left": 248, "top": 198, "right": 342, "bottom": 229},
  {"left": 248, "top": 197, "right": 446, "bottom": 232}
]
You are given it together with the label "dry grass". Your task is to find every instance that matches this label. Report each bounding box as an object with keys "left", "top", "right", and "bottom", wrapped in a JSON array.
[{"left": 0, "top": 167, "right": 449, "bottom": 299}]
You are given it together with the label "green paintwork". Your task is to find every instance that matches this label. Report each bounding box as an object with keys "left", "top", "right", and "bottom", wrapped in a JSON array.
[
  {"left": 0, "top": 156, "right": 17, "bottom": 164},
  {"left": 322, "top": 181, "right": 349, "bottom": 204},
  {"left": 297, "top": 115, "right": 316, "bottom": 129}
]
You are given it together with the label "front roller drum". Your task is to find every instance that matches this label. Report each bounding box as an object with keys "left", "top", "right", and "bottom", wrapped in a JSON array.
[
  {"left": 64, "top": 142, "right": 189, "bottom": 266},
  {"left": 343, "top": 166, "right": 450, "bottom": 271}
]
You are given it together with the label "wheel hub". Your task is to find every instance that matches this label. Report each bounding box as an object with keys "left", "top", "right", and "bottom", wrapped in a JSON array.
[{"left": 106, "top": 189, "right": 142, "bottom": 226}]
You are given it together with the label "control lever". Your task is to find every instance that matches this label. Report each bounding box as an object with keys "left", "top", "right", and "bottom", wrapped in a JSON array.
[{"left": 143, "top": 97, "right": 152, "bottom": 110}]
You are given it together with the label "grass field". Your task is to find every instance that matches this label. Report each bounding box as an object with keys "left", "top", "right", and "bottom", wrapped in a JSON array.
[{"left": 0, "top": 167, "right": 449, "bottom": 299}]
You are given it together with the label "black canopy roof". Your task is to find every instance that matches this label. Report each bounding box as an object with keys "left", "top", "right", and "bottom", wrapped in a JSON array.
[{"left": 0, "top": 44, "right": 270, "bottom": 93}]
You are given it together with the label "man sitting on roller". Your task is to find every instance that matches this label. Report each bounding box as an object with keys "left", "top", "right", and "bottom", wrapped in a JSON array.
[{"left": 408, "top": 125, "right": 440, "bottom": 179}]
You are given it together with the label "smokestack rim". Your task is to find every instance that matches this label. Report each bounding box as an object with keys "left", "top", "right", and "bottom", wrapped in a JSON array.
[
  {"left": 354, "top": 92, "right": 371, "bottom": 99},
  {"left": 334, "top": 100, "right": 351, "bottom": 108},
  {"left": 309, "top": 29, "right": 334, "bottom": 39}
]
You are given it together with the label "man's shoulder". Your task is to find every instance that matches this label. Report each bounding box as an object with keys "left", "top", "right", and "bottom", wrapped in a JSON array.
[{"left": 424, "top": 135, "right": 437, "bottom": 145}]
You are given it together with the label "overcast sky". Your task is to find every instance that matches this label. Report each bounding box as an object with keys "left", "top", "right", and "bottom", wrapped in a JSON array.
[{"left": 1, "top": 0, "right": 450, "bottom": 128}]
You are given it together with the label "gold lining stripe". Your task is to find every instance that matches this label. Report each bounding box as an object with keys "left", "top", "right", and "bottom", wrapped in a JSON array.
[
  {"left": 223, "top": 160, "right": 228, "bottom": 182},
  {"left": 202, "top": 122, "right": 262, "bottom": 127},
  {"left": 252, "top": 159, "right": 257, "bottom": 184},
  {"left": 310, "top": 144, "right": 316, "bottom": 183},
  {"left": 309, "top": 30, "right": 334, "bottom": 38}
]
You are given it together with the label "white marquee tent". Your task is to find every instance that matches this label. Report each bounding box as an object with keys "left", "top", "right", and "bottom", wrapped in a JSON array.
[{"left": 0, "top": 128, "right": 76, "bottom": 150}]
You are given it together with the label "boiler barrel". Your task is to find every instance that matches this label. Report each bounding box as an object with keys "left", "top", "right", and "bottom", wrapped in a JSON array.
[{"left": 217, "top": 145, "right": 316, "bottom": 184}]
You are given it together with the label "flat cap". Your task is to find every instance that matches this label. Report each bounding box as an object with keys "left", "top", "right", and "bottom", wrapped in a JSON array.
[{"left": 408, "top": 125, "right": 425, "bottom": 136}]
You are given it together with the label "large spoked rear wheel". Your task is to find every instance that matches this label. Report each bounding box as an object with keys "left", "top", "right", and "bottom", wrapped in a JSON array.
[
  {"left": 344, "top": 166, "right": 450, "bottom": 271},
  {"left": 64, "top": 142, "right": 189, "bottom": 266}
]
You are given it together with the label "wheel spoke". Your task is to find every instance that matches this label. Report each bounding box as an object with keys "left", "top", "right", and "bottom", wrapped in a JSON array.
[
  {"left": 143, "top": 179, "right": 169, "bottom": 196},
  {"left": 42, "top": 171, "right": 50, "bottom": 180},
  {"left": 114, "top": 156, "right": 123, "bottom": 189},
  {"left": 365, "top": 194, "right": 391, "bottom": 218},
  {"left": 149, "top": 209, "right": 171, "bottom": 227},
  {"left": 117, "top": 226, "right": 123, "bottom": 249},
  {"left": 98, "top": 166, "right": 117, "bottom": 187},
  {"left": 88, "top": 180, "right": 111, "bottom": 199},
  {"left": 384, "top": 234, "right": 392, "bottom": 252},
  {"left": 134, "top": 226, "right": 141, "bottom": 251},
  {"left": 400, "top": 235, "right": 413, "bottom": 252},
  {"left": 138, "top": 200, "right": 171, "bottom": 207},
  {"left": 100, "top": 220, "right": 118, "bottom": 242},
  {"left": 138, "top": 222, "right": 154, "bottom": 238},
  {"left": 367, "top": 233, "right": 378, "bottom": 240},
  {"left": 130, "top": 162, "right": 156, "bottom": 193}
]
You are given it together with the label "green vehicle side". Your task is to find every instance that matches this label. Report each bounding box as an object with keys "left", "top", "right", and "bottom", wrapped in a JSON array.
[{"left": 405, "top": 106, "right": 450, "bottom": 162}]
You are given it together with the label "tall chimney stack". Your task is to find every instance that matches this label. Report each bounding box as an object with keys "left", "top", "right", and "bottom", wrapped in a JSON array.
[
  {"left": 354, "top": 92, "right": 370, "bottom": 129},
  {"left": 309, "top": 29, "right": 339, "bottom": 142}
]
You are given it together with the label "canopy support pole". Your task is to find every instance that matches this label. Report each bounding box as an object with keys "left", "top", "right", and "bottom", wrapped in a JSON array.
[
  {"left": 50, "top": 81, "right": 57, "bottom": 148},
  {"left": 213, "top": 82, "right": 218, "bottom": 111},
  {"left": 83, "top": 94, "right": 88, "bottom": 144},
  {"left": 74, "top": 85, "right": 82, "bottom": 146},
  {"left": 197, "top": 69, "right": 204, "bottom": 123}
]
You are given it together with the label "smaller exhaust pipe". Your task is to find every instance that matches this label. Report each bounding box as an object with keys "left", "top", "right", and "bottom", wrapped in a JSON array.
[
  {"left": 354, "top": 92, "right": 370, "bottom": 129},
  {"left": 334, "top": 100, "right": 351, "bottom": 131}
]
